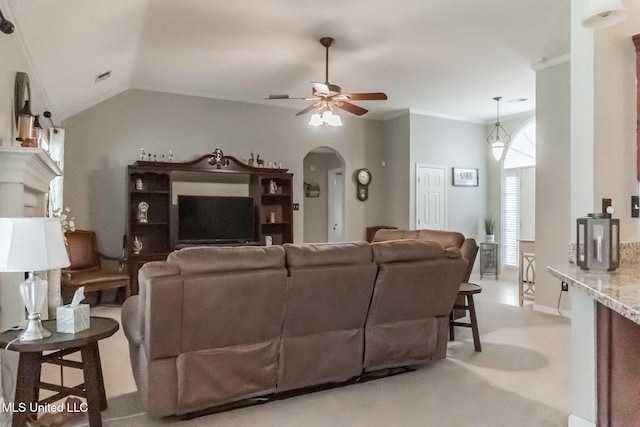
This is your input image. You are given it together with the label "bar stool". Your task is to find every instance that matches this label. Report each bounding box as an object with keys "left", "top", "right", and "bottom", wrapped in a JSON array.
[
  {"left": 449, "top": 282, "right": 482, "bottom": 352},
  {"left": 519, "top": 252, "right": 536, "bottom": 306}
]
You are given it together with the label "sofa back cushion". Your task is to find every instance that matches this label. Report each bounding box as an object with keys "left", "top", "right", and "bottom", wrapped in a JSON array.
[
  {"left": 365, "top": 240, "right": 467, "bottom": 370},
  {"left": 417, "top": 229, "right": 465, "bottom": 249},
  {"left": 372, "top": 228, "right": 477, "bottom": 284},
  {"left": 163, "top": 245, "right": 288, "bottom": 414},
  {"left": 278, "top": 242, "right": 377, "bottom": 391},
  {"left": 372, "top": 228, "right": 465, "bottom": 250},
  {"left": 371, "top": 229, "right": 419, "bottom": 242},
  {"left": 167, "top": 245, "right": 287, "bottom": 353}
]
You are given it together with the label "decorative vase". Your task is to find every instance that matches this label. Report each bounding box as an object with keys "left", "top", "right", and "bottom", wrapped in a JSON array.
[{"left": 486, "top": 234, "right": 495, "bottom": 243}]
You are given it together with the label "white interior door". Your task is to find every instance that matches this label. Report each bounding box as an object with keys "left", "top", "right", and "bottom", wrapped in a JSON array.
[
  {"left": 416, "top": 165, "right": 446, "bottom": 230},
  {"left": 327, "top": 168, "right": 345, "bottom": 242}
]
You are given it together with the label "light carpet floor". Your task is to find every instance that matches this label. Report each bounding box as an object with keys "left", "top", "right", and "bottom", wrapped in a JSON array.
[{"left": 58, "top": 274, "right": 570, "bottom": 426}]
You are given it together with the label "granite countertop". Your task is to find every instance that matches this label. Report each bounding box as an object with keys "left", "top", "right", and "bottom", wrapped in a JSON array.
[{"left": 548, "top": 263, "right": 640, "bottom": 325}]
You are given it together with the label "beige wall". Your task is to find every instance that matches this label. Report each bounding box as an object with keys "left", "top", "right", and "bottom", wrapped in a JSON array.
[
  {"left": 409, "top": 113, "right": 487, "bottom": 241},
  {"left": 382, "top": 113, "right": 411, "bottom": 228},
  {"left": 61, "top": 89, "right": 387, "bottom": 253},
  {"left": 535, "top": 59, "right": 571, "bottom": 312},
  {"left": 593, "top": 15, "right": 640, "bottom": 241}
]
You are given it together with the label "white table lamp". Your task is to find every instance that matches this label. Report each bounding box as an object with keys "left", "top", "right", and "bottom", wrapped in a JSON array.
[{"left": 0, "top": 218, "right": 70, "bottom": 341}]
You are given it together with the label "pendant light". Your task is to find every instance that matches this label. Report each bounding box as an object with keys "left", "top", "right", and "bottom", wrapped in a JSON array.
[
  {"left": 487, "top": 97, "right": 511, "bottom": 161},
  {"left": 582, "top": 0, "right": 627, "bottom": 29}
]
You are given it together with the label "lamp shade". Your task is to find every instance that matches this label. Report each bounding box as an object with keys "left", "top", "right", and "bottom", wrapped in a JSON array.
[
  {"left": 582, "top": 0, "right": 627, "bottom": 29},
  {"left": 0, "top": 217, "right": 70, "bottom": 272}
]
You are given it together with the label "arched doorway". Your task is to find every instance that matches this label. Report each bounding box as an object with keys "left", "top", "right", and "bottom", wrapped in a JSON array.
[
  {"left": 303, "top": 147, "right": 346, "bottom": 242},
  {"left": 502, "top": 120, "right": 536, "bottom": 268}
]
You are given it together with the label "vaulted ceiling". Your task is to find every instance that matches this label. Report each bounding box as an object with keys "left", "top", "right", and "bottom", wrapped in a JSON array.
[{"left": 5, "top": 0, "right": 570, "bottom": 123}]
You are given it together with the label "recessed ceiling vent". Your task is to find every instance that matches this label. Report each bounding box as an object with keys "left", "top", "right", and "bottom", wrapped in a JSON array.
[{"left": 95, "top": 70, "right": 111, "bottom": 83}]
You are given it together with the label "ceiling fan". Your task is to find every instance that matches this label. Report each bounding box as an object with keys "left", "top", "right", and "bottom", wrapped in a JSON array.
[{"left": 267, "top": 37, "right": 387, "bottom": 124}]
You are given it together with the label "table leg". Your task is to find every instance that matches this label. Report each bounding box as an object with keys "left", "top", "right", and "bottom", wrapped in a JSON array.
[
  {"left": 12, "top": 352, "right": 42, "bottom": 427},
  {"left": 81, "top": 342, "right": 106, "bottom": 426},
  {"left": 467, "top": 295, "right": 482, "bottom": 352}
]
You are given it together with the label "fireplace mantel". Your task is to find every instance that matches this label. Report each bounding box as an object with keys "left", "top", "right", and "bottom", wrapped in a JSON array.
[{"left": 0, "top": 147, "right": 62, "bottom": 194}]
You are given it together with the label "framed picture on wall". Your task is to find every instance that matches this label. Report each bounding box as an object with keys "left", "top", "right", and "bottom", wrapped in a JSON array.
[{"left": 452, "top": 168, "right": 478, "bottom": 187}]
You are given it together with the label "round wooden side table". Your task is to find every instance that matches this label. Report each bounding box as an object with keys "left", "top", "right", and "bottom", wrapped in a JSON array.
[{"left": 0, "top": 316, "right": 119, "bottom": 427}]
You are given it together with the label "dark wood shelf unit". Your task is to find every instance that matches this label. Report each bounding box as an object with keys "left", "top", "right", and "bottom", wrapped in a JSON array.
[
  {"left": 251, "top": 173, "right": 293, "bottom": 246},
  {"left": 126, "top": 151, "right": 294, "bottom": 294}
]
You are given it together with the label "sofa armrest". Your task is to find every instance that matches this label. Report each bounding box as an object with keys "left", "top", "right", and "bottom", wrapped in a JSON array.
[
  {"left": 138, "top": 261, "right": 184, "bottom": 360},
  {"left": 460, "top": 238, "right": 479, "bottom": 282},
  {"left": 122, "top": 295, "right": 143, "bottom": 345}
]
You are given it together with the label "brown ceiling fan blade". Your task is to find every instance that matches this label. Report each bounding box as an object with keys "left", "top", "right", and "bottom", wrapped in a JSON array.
[
  {"left": 295, "top": 102, "right": 321, "bottom": 116},
  {"left": 343, "top": 92, "right": 388, "bottom": 101},
  {"left": 336, "top": 101, "right": 368, "bottom": 116},
  {"left": 266, "top": 94, "right": 309, "bottom": 100}
]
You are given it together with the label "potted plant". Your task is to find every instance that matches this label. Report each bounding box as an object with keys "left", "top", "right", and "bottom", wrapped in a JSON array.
[{"left": 484, "top": 216, "right": 496, "bottom": 243}]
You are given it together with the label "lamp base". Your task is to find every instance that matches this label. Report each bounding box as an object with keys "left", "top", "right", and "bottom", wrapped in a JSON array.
[
  {"left": 19, "top": 313, "right": 51, "bottom": 341},
  {"left": 18, "top": 272, "right": 51, "bottom": 341}
]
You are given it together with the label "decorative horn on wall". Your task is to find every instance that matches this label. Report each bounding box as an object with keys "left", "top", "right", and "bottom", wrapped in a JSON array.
[
  {"left": 0, "top": 8, "right": 15, "bottom": 34},
  {"left": 43, "top": 111, "right": 59, "bottom": 134}
]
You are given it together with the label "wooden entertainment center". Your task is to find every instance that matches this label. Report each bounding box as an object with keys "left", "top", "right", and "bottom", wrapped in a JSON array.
[{"left": 126, "top": 149, "right": 293, "bottom": 294}]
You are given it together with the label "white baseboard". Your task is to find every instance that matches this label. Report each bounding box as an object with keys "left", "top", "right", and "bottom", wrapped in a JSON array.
[
  {"left": 568, "top": 414, "right": 596, "bottom": 427},
  {"left": 533, "top": 303, "right": 571, "bottom": 318}
]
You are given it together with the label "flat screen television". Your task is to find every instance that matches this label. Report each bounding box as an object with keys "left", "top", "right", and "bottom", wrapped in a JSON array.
[{"left": 178, "top": 195, "right": 255, "bottom": 243}]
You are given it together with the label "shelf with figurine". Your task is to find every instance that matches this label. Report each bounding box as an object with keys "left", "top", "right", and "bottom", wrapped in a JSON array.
[
  {"left": 126, "top": 148, "right": 294, "bottom": 294},
  {"left": 134, "top": 148, "right": 288, "bottom": 174}
]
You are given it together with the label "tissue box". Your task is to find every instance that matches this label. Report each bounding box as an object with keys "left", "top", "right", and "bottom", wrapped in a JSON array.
[{"left": 56, "top": 304, "right": 90, "bottom": 333}]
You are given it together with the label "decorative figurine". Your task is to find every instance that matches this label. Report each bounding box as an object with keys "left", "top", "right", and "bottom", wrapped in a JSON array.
[
  {"left": 256, "top": 153, "right": 264, "bottom": 167},
  {"left": 248, "top": 151, "right": 255, "bottom": 166},
  {"left": 139, "top": 148, "right": 145, "bottom": 160},
  {"left": 137, "top": 201, "right": 149, "bottom": 223},
  {"left": 268, "top": 179, "right": 278, "bottom": 194},
  {"left": 135, "top": 178, "right": 143, "bottom": 191},
  {"left": 132, "top": 236, "right": 143, "bottom": 255}
]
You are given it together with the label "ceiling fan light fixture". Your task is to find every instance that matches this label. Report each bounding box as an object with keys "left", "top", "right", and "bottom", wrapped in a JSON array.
[
  {"left": 582, "top": 0, "right": 627, "bottom": 29},
  {"left": 271, "top": 36, "right": 386, "bottom": 125},
  {"left": 487, "top": 97, "right": 511, "bottom": 161},
  {"left": 309, "top": 113, "right": 323, "bottom": 126},
  {"left": 328, "top": 113, "right": 343, "bottom": 127}
]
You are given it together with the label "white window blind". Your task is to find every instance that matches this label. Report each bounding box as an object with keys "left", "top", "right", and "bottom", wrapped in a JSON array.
[{"left": 503, "top": 171, "right": 519, "bottom": 266}]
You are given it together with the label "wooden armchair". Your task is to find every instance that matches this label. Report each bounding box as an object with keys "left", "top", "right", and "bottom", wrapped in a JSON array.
[{"left": 61, "top": 230, "right": 130, "bottom": 305}]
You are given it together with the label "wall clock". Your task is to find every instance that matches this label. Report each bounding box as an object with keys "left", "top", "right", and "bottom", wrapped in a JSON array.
[{"left": 356, "top": 168, "right": 371, "bottom": 201}]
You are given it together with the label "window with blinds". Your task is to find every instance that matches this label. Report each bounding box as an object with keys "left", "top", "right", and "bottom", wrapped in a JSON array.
[
  {"left": 502, "top": 120, "right": 536, "bottom": 268},
  {"left": 503, "top": 171, "right": 520, "bottom": 266}
]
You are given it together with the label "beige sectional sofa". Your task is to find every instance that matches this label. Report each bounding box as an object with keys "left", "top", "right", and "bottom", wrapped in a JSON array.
[{"left": 122, "top": 239, "right": 468, "bottom": 418}]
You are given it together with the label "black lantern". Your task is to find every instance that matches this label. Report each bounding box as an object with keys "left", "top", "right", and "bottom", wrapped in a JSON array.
[
  {"left": 576, "top": 213, "right": 620, "bottom": 271},
  {"left": 17, "top": 100, "right": 34, "bottom": 143}
]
